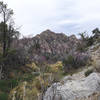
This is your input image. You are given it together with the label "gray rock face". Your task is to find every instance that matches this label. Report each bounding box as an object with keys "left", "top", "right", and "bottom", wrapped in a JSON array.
[
  {"left": 44, "top": 73, "right": 100, "bottom": 100},
  {"left": 18, "top": 30, "right": 80, "bottom": 63}
]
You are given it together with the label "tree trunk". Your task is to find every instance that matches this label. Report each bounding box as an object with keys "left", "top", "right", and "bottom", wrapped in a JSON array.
[{"left": 3, "top": 13, "right": 7, "bottom": 57}]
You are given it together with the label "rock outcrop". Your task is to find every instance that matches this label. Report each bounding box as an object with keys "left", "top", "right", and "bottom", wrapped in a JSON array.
[{"left": 44, "top": 73, "right": 100, "bottom": 100}]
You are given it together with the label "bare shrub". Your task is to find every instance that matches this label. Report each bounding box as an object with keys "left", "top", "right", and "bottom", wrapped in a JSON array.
[{"left": 63, "top": 52, "right": 90, "bottom": 72}]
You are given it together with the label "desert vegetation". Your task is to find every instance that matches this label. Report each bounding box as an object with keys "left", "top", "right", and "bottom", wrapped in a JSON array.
[{"left": 0, "top": 1, "right": 100, "bottom": 100}]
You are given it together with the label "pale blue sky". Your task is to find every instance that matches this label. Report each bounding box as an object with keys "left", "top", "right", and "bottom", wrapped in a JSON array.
[{"left": 3, "top": 0, "right": 100, "bottom": 37}]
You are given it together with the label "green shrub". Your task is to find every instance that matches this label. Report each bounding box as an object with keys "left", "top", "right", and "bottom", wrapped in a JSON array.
[
  {"left": 0, "top": 93, "right": 8, "bottom": 100},
  {"left": 9, "top": 79, "right": 18, "bottom": 89},
  {"left": 63, "top": 53, "right": 90, "bottom": 72},
  {"left": 21, "top": 74, "right": 36, "bottom": 82},
  {"left": 0, "top": 80, "right": 10, "bottom": 92},
  {"left": 85, "top": 69, "right": 93, "bottom": 77},
  {"left": 63, "top": 55, "right": 74, "bottom": 66},
  {"left": 0, "top": 79, "right": 18, "bottom": 92}
]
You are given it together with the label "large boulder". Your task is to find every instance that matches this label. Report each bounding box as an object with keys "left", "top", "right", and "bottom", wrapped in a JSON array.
[{"left": 44, "top": 73, "right": 100, "bottom": 100}]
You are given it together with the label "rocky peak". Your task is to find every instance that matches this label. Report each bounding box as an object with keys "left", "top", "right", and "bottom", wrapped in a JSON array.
[
  {"left": 41, "top": 29, "right": 55, "bottom": 35},
  {"left": 18, "top": 30, "right": 80, "bottom": 63}
]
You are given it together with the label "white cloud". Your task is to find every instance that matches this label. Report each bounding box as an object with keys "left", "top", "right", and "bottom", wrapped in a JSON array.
[{"left": 2, "top": 0, "right": 100, "bottom": 36}]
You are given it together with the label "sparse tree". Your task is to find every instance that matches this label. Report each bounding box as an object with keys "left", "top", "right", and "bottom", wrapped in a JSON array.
[
  {"left": 0, "top": 1, "right": 13, "bottom": 57},
  {"left": 79, "top": 32, "right": 88, "bottom": 41},
  {"left": 7, "top": 20, "right": 20, "bottom": 50}
]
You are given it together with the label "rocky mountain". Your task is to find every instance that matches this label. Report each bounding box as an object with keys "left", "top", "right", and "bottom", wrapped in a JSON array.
[{"left": 18, "top": 29, "right": 80, "bottom": 63}]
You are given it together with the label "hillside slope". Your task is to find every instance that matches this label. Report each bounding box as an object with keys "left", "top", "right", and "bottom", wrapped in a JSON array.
[
  {"left": 8, "top": 40, "right": 100, "bottom": 100},
  {"left": 44, "top": 42, "right": 100, "bottom": 100}
]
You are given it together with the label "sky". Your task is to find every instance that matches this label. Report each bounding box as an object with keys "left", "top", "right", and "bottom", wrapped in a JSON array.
[{"left": 2, "top": 0, "right": 100, "bottom": 37}]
